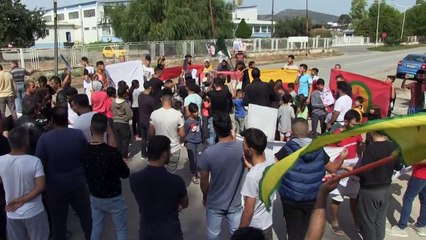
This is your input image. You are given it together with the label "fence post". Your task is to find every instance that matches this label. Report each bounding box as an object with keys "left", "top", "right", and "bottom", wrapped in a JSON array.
[
  {"left": 182, "top": 41, "right": 187, "bottom": 57},
  {"left": 160, "top": 42, "right": 165, "bottom": 56},
  {"left": 18, "top": 48, "right": 25, "bottom": 68},
  {"left": 258, "top": 39, "right": 262, "bottom": 53},
  {"left": 150, "top": 42, "right": 156, "bottom": 59},
  {"left": 190, "top": 41, "right": 195, "bottom": 56}
]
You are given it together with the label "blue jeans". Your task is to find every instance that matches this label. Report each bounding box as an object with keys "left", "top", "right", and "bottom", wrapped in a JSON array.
[
  {"left": 90, "top": 195, "right": 128, "bottom": 240},
  {"left": 408, "top": 106, "right": 423, "bottom": 115},
  {"left": 398, "top": 176, "right": 426, "bottom": 229},
  {"left": 206, "top": 206, "right": 243, "bottom": 240},
  {"left": 208, "top": 117, "right": 217, "bottom": 146},
  {"left": 14, "top": 82, "right": 24, "bottom": 114}
]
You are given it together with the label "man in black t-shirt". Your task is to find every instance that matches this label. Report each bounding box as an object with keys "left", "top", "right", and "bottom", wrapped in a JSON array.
[
  {"left": 130, "top": 136, "right": 188, "bottom": 240},
  {"left": 149, "top": 67, "right": 164, "bottom": 108},
  {"left": 138, "top": 82, "right": 155, "bottom": 158}
]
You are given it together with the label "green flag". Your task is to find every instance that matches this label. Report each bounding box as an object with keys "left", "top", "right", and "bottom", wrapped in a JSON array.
[{"left": 215, "top": 36, "right": 230, "bottom": 60}]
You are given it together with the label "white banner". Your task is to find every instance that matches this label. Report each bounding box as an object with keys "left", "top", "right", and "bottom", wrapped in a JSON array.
[
  {"left": 105, "top": 60, "right": 145, "bottom": 91},
  {"left": 247, "top": 104, "right": 278, "bottom": 141}
]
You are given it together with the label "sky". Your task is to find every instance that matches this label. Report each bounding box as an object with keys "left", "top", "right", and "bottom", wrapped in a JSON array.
[{"left": 23, "top": 0, "right": 418, "bottom": 15}]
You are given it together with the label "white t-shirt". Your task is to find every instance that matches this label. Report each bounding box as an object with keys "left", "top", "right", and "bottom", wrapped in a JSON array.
[
  {"left": 334, "top": 95, "right": 353, "bottom": 123},
  {"left": 0, "top": 154, "right": 45, "bottom": 219},
  {"left": 68, "top": 102, "right": 79, "bottom": 128},
  {"left": 240, "top": 159, "right": 275, "bottom": 230},
  {"left": 85, "top": 66, "right": 95, "bottom": 75},
  {"left": 132, "top": 89, "right": 140, "bottom": 108},
  {"left": 142, "top": 65, "right": 154, "bottom": 81},
  {"left": 150, "top": 107, "right": 184, "bottom": 147}
]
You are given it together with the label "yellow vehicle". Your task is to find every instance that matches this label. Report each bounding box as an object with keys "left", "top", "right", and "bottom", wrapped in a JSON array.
[{"left": 102, "top": 46, "right": 127, "bottom": 58}]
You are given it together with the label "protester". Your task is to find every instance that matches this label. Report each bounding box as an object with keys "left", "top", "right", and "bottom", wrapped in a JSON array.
[
  {"left": 243, "top": 68, "right": 272, "bottom": 107},
  {"left": 149, "top": 67, "right": 165, "bottom": 107},
  {"left": 295, "top": 64, "right": 313, "bottom": 103},
  {"left": 334, "top": 64, "right": 342, "bottom": 70},
  {"left": 283, "top": 55, "right": 298, "bottom": 70},
  {"left": 22, "top": 80, "right": 36, "bottom": 103},
  {"left": 15, "top": 96, "right": 45, "bottom": 154},
  {"left": 217, "top": 60, "right": 232, "bottom": 72},
  {"left": 295, "top": 94, "right": 308, "bottom": 120},
  {"left": 288, "top": 83, "right": 297, "bottom": 100},
  {"left": 207, "top": 78, "right": 233, "bottom": 145},
  {"left": 198, "top": 113, "right": 244, "bottom": 240},
  {"left": 385, "top": 75, "right": 397, "bottom": 117},
  {"left": 149, "top": 94, "right": 185, "bottom": 169},
  {"left": 274, "top": 118, "right": 347, "bottom": 240},
  {"left": 35, "top": 106, "right": 92, "bottom": 240},
  {"left": 81, "top": 57, "right": 95, "bottom": 74},
  {"left": 327, "top": 81, "right": 352, "bottom": 132},
  {"left": 130, "top": 135, "right": 188, "bottom": 240},
  {"left": 96, "top": 61, "right": 113, "bottom": 89},
  {"left": 184, "top": 83, "right": 202, "bottom": 119},
  {"left": 112, "top": 86, "right": 133, "bottom": 159},
  {"left": 353, "top": 96, "right": 364, "bottom": 119},
  {"left": 0, "top": 126, "right": 10, "bottom": 240},
  {"left": 156, "top": 55, "right": 166, "bottom": 70},
  {"left": 0, "top": 64, "right": 17, "bottom": 120},
  {"left": 203, "top": 59, "right": 214, "bottom": 73},
  {"left": 329, "top": 110, "right": 363, "bottom": 235},
  {"left": 50, "top": 76, "right": 67, "bottom": 108},
  {"left": 91, "top": 80, "right": 108, "bottom": 115},
  {"left": 129, "top": 80, "right": 141, "bottom": 140},
  {"left": 310, "top": 79, "right": 328, "bottom": 135},
  {"left": 233, "top": 89, "right": 247, "bottom": 134},
  {"left": 105, "top": 86, "right": 115, "bottom": 119},
  {"left": 239, "top": 128, "right": 274, "bottom": 240},
  {"left": 138, "top": 82, "right": 155, "bottom": 158},
  {"left": 142, "top": 55, "right": 154, "bottom": 81},
  {"left": 185, "top": 103, "right": 203, "bottom": 184},
  {"left": 387, "top": 161, "right": 426, "bottom": 237},
  {"left": 162, "top": 79, "right": 175, "bottom": 96},
  {"left": 311, "top": 68, "right": 320, "bottom": 90},
  {"left": 10, "top": 60, "right": 36, "bottom": 114},
  {"left": 356, "top": 131, "right": 403, "bottom": 240},
  {"left": 83, "top": 113, "right": 130, "bottom": 240},
  {"left": 401, "top": 70, "right": 426, "bottom": 114},
  {"left": 277, "top": 93, "right": 295, "bottom": 142}
]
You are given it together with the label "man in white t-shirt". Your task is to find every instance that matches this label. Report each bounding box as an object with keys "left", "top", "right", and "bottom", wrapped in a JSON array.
[
  {"left": 327, "top": 81, "right": 353, "bottom": 133},
  {"left": 0, "top": 127, "right": 49, "bottom": 239},
  {"left": 239, "top": 128, "right": 275, "bottom": 240},
  {"left": 149, "top": 94, "right": 185, "bottom": 171},
  {"left": 142, "top": 55, "right": 154, "bottom": 82}
]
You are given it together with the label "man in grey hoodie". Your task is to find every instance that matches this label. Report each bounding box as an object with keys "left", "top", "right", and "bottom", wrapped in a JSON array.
[{"left": 112, "top": 86, "right": 133, "bottom": 159}]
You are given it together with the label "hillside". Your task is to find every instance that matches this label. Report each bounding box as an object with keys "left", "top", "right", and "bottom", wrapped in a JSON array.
[{"left": 259, "top": 9, "right": 339, "bottom": 24}]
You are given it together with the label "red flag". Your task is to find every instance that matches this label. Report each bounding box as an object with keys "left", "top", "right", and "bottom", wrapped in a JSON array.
[
  {"left": 160, "top": 65, "right": 204, "bottom": 81},
  {"left": 330, "top": 69, "right": 391, "bottom": 118}
]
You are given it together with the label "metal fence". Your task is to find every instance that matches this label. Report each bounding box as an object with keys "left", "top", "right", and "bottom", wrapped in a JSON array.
[{"left": 3, "top": 35, "right": 414, "bottom": 71}]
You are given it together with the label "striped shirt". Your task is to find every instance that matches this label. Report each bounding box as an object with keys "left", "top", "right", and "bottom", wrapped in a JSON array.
[{"left": 10, "top": 67, "right": 28, "bottom": 83}]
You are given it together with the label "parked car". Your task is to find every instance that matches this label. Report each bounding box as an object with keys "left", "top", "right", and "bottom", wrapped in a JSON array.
[
  {"left": 102, "top": 46, "right": 127, "bottom": 58},
  {"left": 396, "top": 53, "right": 426, "bottom": 78}
]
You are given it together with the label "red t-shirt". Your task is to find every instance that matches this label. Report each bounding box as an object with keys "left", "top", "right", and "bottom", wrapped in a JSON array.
[
  {"left": 408, "top": 82, "right": 426, "bottom": 107},
  {"left": 105, "top": 98, "right": 113, "bottom": 119},
  {"left": 91, "top": 91, "right": 109, "bottom": 115},
  {"left": 334, "top": 129, "right": 363, "bottom": 160},
  {"left": 413, "top": 164, "right": 426, "bottom": 180}
]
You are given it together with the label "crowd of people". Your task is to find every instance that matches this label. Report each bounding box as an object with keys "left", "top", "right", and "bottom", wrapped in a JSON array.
[{"left": 0, "top": 52, "right": 424, "bottom": 240}]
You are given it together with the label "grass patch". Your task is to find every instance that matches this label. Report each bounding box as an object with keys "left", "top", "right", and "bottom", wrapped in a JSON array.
[{"left": 368, "top": 44, "right": 425, "bottom": 52}]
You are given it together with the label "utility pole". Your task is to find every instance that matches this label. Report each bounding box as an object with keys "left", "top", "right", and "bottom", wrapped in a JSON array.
[
  {"left": 209, "top": 0, "right": 216, "bottom": 38},
  {"left": 54, "top": 0, "right": 58, "bottom": 76},
  {"left": 305, "top": 0, "right": 309, "bottom": 35},
  {"left": 271, "top": 0, "right": 275, "bottom": 37},
  {"left": 375, "top": 0, "right": 381, "bottom": 45}
]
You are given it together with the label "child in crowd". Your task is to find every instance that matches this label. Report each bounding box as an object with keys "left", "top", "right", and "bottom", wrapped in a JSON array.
[
  {"left": 82, "top": 113, "right": 130, "bottom": 240},
  {"left": 296, "top": 94, "right": 308, "bottom": 120},
  {"left": 367, "top": 104, "right": 381, "bottom": 121},
  {"left": 277, "top": 93, "right": 295, "bottom": 142},
  {"left": 185, "top": 103, "right": 203, "bottom": 184},
  {"left": 112, "top": 86, "right": 133, "bottom": 159},
  {"left": 353, "top": 96, "right": 364, "bottom": 120},
  {"left": 129, "top": 80, "right": 141, "bottom": 140},
  {"left": 233, "top": 89, "right": 247, "bottom": 134},
  {"left": 385, "top": 75, "right": 397, "bottom": 117},
  {"left": 82, "top": 69, "right": 92, "bottom": 103},
  {"left": 105, "top": 87, "right": 116, "bottom": 120},
  {"left": 311, "top": 68, "right": 319, "bottom": 91},
  {"left": 200, "top": 91, "right": 210, "bottom": 142},
  {"left": 288, "top": 83, "right": 297, "bottom": 100},
  {"left": 310, "top": 79, "right": 328, "bottom": 135}
]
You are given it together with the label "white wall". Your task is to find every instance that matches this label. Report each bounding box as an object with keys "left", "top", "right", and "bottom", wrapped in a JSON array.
[{"left": 233, "top": 7, "right": 258, "bottom": 21}]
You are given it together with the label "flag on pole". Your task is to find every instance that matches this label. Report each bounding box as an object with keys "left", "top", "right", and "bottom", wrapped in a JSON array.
[
  {"left": 330, "top": 69, "right": 392, "bottom": 118},
  {"left": 259, "top": 113, "right": 426, "bottom": 209},
  {"left": 215, "top": 36, "right": 230, "bottom": 60}
]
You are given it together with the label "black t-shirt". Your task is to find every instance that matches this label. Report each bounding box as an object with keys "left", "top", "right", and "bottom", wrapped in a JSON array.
[
  {"left": 130, "top": 166, "right": 187, "bottom": 240},
  {"left": 149, "top": 78, "right": 165, "bottom": 104},
  {"left": 357, "top": 141, "right": 403, "bottom": 188},
  {"left": 207, "top": 87, "right": 232, "bottom": 117},
  {"left": 82, "top": 143, "right": 130, "bottom": 198},
  {"left": 138, "top": 93, "right": 155, "bottom": 127},
  {"left": 0, "top": 135, "right": 10, "bottom": 156}
]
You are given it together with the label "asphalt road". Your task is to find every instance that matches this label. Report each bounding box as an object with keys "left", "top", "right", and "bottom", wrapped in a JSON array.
[{"left": 64, "top": 46, "right": 426, "bottom": 240}]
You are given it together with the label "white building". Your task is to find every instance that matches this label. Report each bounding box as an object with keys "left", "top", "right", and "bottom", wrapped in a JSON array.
[
  {"left": 35, "top": 0, "right": 129, "bottom": 48},
  {"left": 232, "top": 6, "right": 276, "bottom": 38}
]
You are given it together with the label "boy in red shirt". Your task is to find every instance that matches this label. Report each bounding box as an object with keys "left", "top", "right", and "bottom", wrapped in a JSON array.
[
  {"left": 387, "top": 163, "right": 426, "bottom": 237},
  {"left": 329, "top": 110, "right": 363, "bottom": 235}
]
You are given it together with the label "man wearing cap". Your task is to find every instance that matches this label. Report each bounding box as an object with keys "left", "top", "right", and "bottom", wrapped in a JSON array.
[{"left": 10, "top": 60, "right": 36, "bottom": 114}]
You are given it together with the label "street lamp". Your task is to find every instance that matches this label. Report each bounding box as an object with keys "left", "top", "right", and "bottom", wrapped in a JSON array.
[
  {"left": 375, "top": 0, "right": 381, "bottom": 45},
  {"left": 53, "top": 0, "right": 58, "bottom": 76}
]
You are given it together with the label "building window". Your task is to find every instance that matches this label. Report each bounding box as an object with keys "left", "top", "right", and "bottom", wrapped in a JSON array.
[
  {"left": 102, "top": 26, "right": 111, "bottom": 35},
  {"left": 43, "top": 15, "right": 52, "bottom": 22},
  {"left": 57, "top": 13, "right": 64, "bottom": 21},
  {"left": 44, "top": 29, "right": 49, "bottom": 36},
  {"left": 84, "top": 9, "right": 96, "bottom": 18},
  {"left": 69, "top": 11, "right": 79, "bottom": 19},
  {"left": 84, "top": 27, "right": 90, "bottom": 31},
  {"left": 254, "top": 26, "right": 260, "bottom": 33}
]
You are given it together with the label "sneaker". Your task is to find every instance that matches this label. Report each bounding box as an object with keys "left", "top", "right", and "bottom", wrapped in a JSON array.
[
  {"left": 412, "top": 225, "right": 426, "bottom": 237},
  {"left": 386, "top": 225, "right": 408, "bottom": 237}
]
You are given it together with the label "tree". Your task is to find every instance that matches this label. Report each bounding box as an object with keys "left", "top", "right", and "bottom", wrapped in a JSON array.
[
  {"left": 235, "top": 19, "right": 252, "bottom": 38},
  {"left": 309, "top": 28, "right": 332, "bottom": 38},
  {"left": 274, "top": 17, "right": 311, "bottom": 38},
  {"left": 405, "top": 3, "right": 426, "bottom": 37},
  {"left": 106, "top": 0, "right": 234, "bottom": 41},
  {"left": 0, "top": 0, "right": 46, "bottom": 47},
  {"left": 416, "top": 0, "right": 426, "bottom": 5},
  {"left": 338, "top": 14, "right": 351, "bottom": 25},
  {"left": 350, "top": 0, "right": 367, "bottom": 35},
  {"left": 367, "top": 2, "right": 402, "bottom": 42}
]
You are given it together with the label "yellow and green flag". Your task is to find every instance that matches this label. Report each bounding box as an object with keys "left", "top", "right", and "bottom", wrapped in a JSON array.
[{"left": 259, "top": 113, "right": 426, "bottom": 209}]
